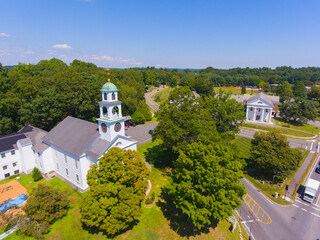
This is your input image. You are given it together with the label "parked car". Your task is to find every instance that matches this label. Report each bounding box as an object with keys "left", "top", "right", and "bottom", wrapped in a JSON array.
[
  {"left": 149, "top": 129, "right": 154, "bottom": 135},
  {"left": 316, "top": 167, "right": 320, "bottom": 174}
]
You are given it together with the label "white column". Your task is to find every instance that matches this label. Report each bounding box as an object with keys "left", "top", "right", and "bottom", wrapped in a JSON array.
[
  {"left": 118, "top": 105, "right": 122, "bottom": 117},
  {"left": 100, "top": 106, "right": 103, "bottom": 118},
  {"left": 261, "top": 108, "right": 265, "bottom": 122},
  {"left": 268, "top": 108, "right": 272, "bottom": 123},
  {"left": 253, "top": 107, "right": 256, "bottom": 121},
  {"left": 246, "top": 106, "right": 249, "bottom": 120}
]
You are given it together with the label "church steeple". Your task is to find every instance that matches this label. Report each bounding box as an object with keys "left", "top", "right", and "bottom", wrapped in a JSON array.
[{"left": 97, "top": 73, "right": 125, "bottom": 142}]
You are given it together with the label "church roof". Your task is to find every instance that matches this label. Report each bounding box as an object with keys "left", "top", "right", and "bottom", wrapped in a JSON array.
[
  {"left": 86, "top": 139, "right": 112, "bottom": 159},
  {"left": 101, "top": 82, "right": 118, "bottom": 92},
  {"left": 43, "top": 116, "right": 100, "bottom": 157},
  {"left": 247, "top": 92, "right": 274, "bottom": 106}
]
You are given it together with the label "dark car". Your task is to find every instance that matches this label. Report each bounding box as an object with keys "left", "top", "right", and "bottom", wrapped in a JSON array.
[
  {"left": 149, "top": 129, "right": 154, "bottom": 135},
  {"left": 316, "top": 167, "right": 320, "bottom": 174}
]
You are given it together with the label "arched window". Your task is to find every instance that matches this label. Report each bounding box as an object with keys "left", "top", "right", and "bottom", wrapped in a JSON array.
[
  {"left": 102, "top": 106, "right": 108, "bottom": 116},
  {"left": 112, "top": 92, "right": 116, "bottom": 100},
  {"left": 104, "top": 93, "right": 107, "bottom": 101},
  {"left": 112, "top": 106, "right": 119, "bottom": 115}
]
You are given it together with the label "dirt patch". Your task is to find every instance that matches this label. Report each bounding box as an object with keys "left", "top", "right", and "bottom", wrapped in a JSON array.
[{"left": 0, "top": 180, "right": 27, "bottom": 204}]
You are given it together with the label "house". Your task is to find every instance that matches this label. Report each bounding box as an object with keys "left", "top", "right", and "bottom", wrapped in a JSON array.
[
  {"left": 230, "top": 92, "right": 279, "bottom": 123},
  {"left": 0, "top": 80, "right": 137, "bottom": 191}
]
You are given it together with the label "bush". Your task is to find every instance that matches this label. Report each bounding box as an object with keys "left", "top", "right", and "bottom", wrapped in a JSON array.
[
  {"left": 132, "top": 111, "right": 146, "bottom": 125},
  {"left": 145, "top": 192, "right": 155, "bottom": 205},
  {"left": 32, "top": 168, "right": 43, "bottom": 182}
]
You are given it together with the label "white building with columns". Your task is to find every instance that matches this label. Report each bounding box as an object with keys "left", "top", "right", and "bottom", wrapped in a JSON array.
[
  {"left": 0, "top": 80, "right": 137, "bottom": 191},
  {"left": 230, "top": 92, "right": 279, "bottom": 124}
]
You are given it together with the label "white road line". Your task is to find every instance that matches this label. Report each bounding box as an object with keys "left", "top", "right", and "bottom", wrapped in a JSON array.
[
  {"left": 243, "top": 178, "right": 274, "bottom": 205},
  {"left": 310, "top": 212, "right": 320, "bottom": 218},
  {"left": 312, "top": 206, "right": 320, "bottom": 212},
  {"left": 305, "top": 153, "right": 320, "bottom": 186},
  {"left": 316, "top": 195, "right": 320, "bottom": 206},
  {"left": 317, "top": 142, "right": 320, "bottom": 153},
  {"left": 243, "top": 223, "right": 256, "bottom": 240},
  {"left": 301, "top": 208, "right": 307, "bottom": 212},
  {"left": 295, "top": 200, "right": 309, "bottom": 207},
  {"left": 311, "top": 142, "right": 314, "bottom": 150},
  {"left": 293, "top": 204, "right": 300, "bottom": 208}
]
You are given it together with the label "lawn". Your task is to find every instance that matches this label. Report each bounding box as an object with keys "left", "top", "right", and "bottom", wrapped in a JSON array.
[
  {"left": 242, "top": 123, "right": 315, "bottom": 138},
  {"left": 3, "top": 141, "right": 246, "bottom": 240},
  {"left": 214, "top": 87, "right": 260, "bottom": 95},
  {"left": 152, "top": 88, "right": 171, "bottom": 103},
  {"left": 233, "top": 136, "right": 310, "bottom": 205},
  {"left": 275, "top": 118, "right": 319, "bottom": 135}
]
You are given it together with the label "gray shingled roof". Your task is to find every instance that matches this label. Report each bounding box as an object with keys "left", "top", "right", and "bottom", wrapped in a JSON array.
[
  {"left": 43, "top": 116, "right": 100, "bottom": 157},
  {"left": 248, "top": 92, "right": 277, "bottom": 106},
  {"left": 86, "top": 139, "right": 111, "bottom": 159},
  {"left": 26, "top": 130, "right": 49, "bottom": 153}
]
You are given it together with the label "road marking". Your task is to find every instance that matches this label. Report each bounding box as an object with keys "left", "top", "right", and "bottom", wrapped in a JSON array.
[
  {"left": 305, "top": 153, "right": 320, "bottom": 186},
  {"left": 293, "top": 204, "right": 299, "bottom": 208},
  {"left": 310, "top": 212, "right": 320, "bottom": 218},
  {"left": 243, "top": 178, "right": 274, "bottom": 205},
  {"left": 243, "top": 222, "right": 256, "bottom": 240},
  {"left": 243, "top": 194, "right": 272, "bottom": 224},
  {"left": 311, "top": 142, "right": 314, "bottom": 150},
  {"left": 312, "top": 206, "right": 320, "bottom": 211},
  {"left": 301, "top": 208, "right": 307, "bottom": 212},
  {"left": 295, "top": 200, "right": 309, "bottom": 207}
]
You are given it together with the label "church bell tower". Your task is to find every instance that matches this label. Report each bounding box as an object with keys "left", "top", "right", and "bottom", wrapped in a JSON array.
[{"left": 97, "top": 69, "right": 125, "bottom": 142}]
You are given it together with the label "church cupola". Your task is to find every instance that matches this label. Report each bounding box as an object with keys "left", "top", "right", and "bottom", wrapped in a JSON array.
[{"left": 97, "top": 70, "right": 125, "bottom": 142}]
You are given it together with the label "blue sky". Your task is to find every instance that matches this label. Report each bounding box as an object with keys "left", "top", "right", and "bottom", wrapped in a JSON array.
[{"left": 1, "top": 0, "right": 320, "bottom": 68}]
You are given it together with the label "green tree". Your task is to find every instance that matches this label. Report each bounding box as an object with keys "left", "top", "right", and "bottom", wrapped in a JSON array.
[
  {"left": 131, "top": 111, "right": 146, "bottom": 124},
  {"left": 280, "top": 100, "right": 318, "bottom": 124},
  {"left": 153, "top": 87, "right": 219, "bottom": 154},
  {"left": 275, "top": 81, "right": 293, "bottom": 103},
  {"left": 203, "top": 93, "right": 246, "bottom": 138},
  {"left": 80, "top": 148, "right": 149, "bottom": 236},
  {"left": 32, "top": 167, "right": 43, "bottom": 182},
  {"left": 241, "top": 84, "right": 246, "bottom": 94},
  {"left": 249, "top": 130, "right": 302, "bottom": 183},
  {"left": 165, "top": 142, "right": 245, "bottom": 229},
  {"left": 293, "top": 81, "right": 306, "bottom": 99},
  {"left": 308, "top": 86, "right": 320, "bottom": 101},
  {"left": 22, "top": 184, "right": 69, "bottom": 238},
  {"left": 168, "top": 75, "right": 179, "bottom": 88}
]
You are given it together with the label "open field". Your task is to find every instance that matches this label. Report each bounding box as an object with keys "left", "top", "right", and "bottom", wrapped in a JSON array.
[
  {"left": 214, "top": 87, "right": 260, "bottom": 95},
  {"left": 242, "top": 123, "right": 315, "bottom": 138},
  {"left": 275, "top": 118, "right": 320, "bottom": 135},
  {"left": 152, "top": 88, "right": 171, "bottom": 103}
]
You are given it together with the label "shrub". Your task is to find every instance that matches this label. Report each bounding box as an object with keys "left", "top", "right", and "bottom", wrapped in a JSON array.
[
  {"left": 32, "top": 167, "right": 43, "bottom": 182},
  {"left": 132, "top": 111, "right": 146, "bottom": 125},
  {"left": 145, "top": 192, "right": 156, "bottom": 205}
]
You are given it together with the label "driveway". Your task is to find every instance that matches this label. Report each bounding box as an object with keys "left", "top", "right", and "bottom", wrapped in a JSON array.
[{"left": 125, "top": 122, "right": 158, "bottom": 146}]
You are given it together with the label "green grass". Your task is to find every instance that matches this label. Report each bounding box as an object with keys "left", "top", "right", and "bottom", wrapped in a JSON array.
[
  {"left": 145, "top": 116, "right": 158, "bottom": 124},
  {"left": 152, "top": 88, "right": 171, "bottom": 103},
  {"left": 275, "top": 118, "right": 320, "bottom": 135},
  {"left": 214, "top": 87, "right": 260, "bottom": 95},
  {"left": 242, "top": 123, "right": 315, "bottom": 138},
  {"left": 233, "top": 136, "right": 310, "bottom": 205}
]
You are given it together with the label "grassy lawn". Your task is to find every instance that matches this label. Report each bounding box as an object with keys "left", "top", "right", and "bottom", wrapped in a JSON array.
[
  {"left": 4, "top": 141, "right": 246, "bottom": 240},
  {"left": 145, "top": 116, "right": 158, "bottom": 124},
  {"left": 214, "top": 87, "right": 260, "bottom": 95},
  {"left": 242, "top": 123, "right": 315, "bottom": 138},
  {"left": 275, "top": 118, "right": 319, "bottom": 135},
  {"left": 152, "top": 88, "right": 171, "bottom": 103},
  {"left": 233, "top": 136, "right": 310, "bottom": 205}
]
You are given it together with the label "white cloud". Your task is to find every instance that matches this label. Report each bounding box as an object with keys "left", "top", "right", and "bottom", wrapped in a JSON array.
[
  {"left": 80, "top": 54, "right": 144, "bottom": 66},
  {"left": 52, "top": 44, "right": 72, "bottom": 50},
  {"left": 0, "top": 33, "right": 9, "bottom": 37},
  {"left": 23, "top": 50, "right": 34, "bottom": 54}
]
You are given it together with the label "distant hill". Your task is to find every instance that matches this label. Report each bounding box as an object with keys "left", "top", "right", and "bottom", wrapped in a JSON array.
[{"left": 4, "top": 65, "right": 17, "bottom": 71}]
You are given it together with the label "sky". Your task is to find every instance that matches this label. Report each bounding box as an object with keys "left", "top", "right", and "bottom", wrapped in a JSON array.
[{"left": 1, "top": 0, "right": 320, "bottom": 69}]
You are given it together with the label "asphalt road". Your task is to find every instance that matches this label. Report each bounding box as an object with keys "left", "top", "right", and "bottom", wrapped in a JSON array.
[
  {"left": 125, "top": 122, "right": 158, "bottom": 146},
  {"left": 144, "top": 86, "right": 167, "bottom": 112}
]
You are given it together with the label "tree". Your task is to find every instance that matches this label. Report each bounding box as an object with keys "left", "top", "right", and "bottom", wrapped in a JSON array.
[
  {"left": 275, "top": 81, "right": 293, "bottom": 103},
  {"left": 22, "top": 184, "right": 69, "bottom": 238},
  {"left": 293, "top": 81, "right": 306, "bottom": 99},
  {"left": 32, "top": 167, "right": 43, "bottom": 182},
  {"left": 249, "top": 130, "right": 302, "bottom": 183},
  {"left": 280, "top": 99, "right": 318, "bottom": 124},
  {"left": 203, "top": 93, "right": 246, "bottom": 138},
  {"left": 308, "top": 86, "right": 320, "bottom": 101},
  {"left": 153, "top": 87, "right": 219, "bottom": 154},
  {"left": 168, "top": 75, "right": 179, "bottom": 88},
  {"left": 80, "top": 148, "right": 149, "bottom": 236},
  {"left": 131, "top": 111, "right": 146, "bottom": 124},
  {"left": 241, "top": 84, "right": 246, "bottom": 94},
  {"left": 165, "top": 142, "right": 245, "bottom": 229}
]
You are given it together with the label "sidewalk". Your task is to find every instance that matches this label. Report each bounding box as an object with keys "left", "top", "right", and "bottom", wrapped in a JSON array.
[{"left": 287, "top": 151, "right": 316, "bottom": 198}]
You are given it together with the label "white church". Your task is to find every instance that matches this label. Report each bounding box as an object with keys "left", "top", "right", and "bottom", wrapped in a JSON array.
[{"left": 0, "top": 80, "right": 137, "bottom": 191}]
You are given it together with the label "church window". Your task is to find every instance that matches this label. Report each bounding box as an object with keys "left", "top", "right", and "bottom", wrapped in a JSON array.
[
  {"left": 1, "top": 153, "right": 5, "bottom": 158},
  {"left": 114, "top": 123, "right": 122, "bottom": 132},
  {"left": 40, "top": 162, "right": 42, "bottom": 168},
  {"left": 65, "top": 168, "right": 69, "bottom": 176},
  {"left": 102, "top": 106, "right": 108, "bottom": 116},
  {"left": 112, "top": 92, "right": 115, "bottom": 100},
  {"left": 56, "top": 163, "right": 59, "bottom": 170},
  {"left": 4, "top": 173, "right": 10, "bottom": 178},
  {"left": 3, "top": 165, "right": 7, "bottom": 170},
  {"left": 76, "top": 174, "right": 80, "bottom": 182},
  {"left": 104, "top": 93, "right": 107, "bottom": 101},
  {"left": 266, "top": 109, "right": 268, "bottom": 112},
  {"left": 38, "top": 152, "right": 41, "bottom": 157},
  {"left": 75, "top": 160, "right": 78, "bottom": 170},
  {"left": 14, "top": 170, "right": 19, "bottom": 175},
  {"left": 11, "top": 150, "right": 15, "bottom": 155},
  {"left": 250, "top": 108, "right": 253, "bottom": 111},
  {"left": 64, "top": 155, "right": 67, "bottom": 164},
  {"left": 12, "top": 162, "right": 17, "bottom": 167},
  {"left": 258, "top": 101, "right": 262, "bottom": 104}
]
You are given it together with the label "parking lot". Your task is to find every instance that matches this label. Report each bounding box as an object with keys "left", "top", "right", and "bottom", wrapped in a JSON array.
[{"left": 125, "top": 122, "right": 158, "bottom": 146}]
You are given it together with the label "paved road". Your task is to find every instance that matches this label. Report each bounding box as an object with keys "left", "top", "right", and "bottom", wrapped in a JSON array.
[
  {"left": 145, "top": 86, "right": 167, "bottom": 112},
  {"left": 239, "top": 175, "right": 320, "bottom": 240},
  {"left": 125, "top": 122, "right": 158, "bottom": 146}
]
